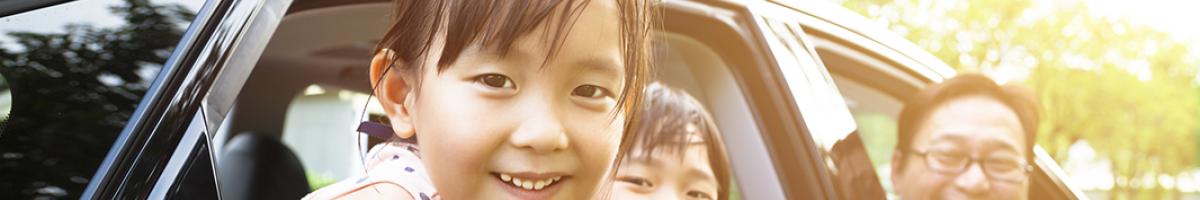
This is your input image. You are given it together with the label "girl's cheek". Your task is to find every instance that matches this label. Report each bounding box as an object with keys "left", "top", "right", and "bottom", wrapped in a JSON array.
[
  {"left": 569, "top": 107, "right": 625, "bottom": 141},
  {"left": 571, "top": 113, "right": 624, "bottom": 158},
  {"left": 598, "top": 115, "right": 625, "bottom": 154}
]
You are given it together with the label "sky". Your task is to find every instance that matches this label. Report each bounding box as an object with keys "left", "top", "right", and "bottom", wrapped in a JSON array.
[
  {"left": 1083, "top": 0, "right": 1200, "bottom": 59},
  {"left": 0, "top": 0, "right": 206, "bottom": 51}
]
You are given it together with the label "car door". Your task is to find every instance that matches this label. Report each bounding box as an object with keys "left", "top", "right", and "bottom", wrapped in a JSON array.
[{"left": 78, "top": 0, "right": 293, "bottom": 198}]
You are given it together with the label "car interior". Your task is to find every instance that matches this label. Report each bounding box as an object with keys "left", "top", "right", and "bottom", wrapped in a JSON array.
[{"left": 214, "top": 1, "right": 764, "bottom": 199}]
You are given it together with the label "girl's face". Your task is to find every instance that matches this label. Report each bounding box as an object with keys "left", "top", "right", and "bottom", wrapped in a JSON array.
[
  {"left": 378, "top": 0, "right": 626, "bottom": 199},
  {"left": 612, "top": 144, "right": 720, "bottom": 200}
]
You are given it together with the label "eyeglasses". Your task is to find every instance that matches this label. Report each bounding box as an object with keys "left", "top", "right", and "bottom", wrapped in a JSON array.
[{"left": 908, "top": 148, "right": 1033, "bottom": 182}]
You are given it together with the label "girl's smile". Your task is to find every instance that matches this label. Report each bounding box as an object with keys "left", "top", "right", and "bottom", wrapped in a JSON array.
[{"left": 493, "top": 172, "right": 571, "bottom": 199}]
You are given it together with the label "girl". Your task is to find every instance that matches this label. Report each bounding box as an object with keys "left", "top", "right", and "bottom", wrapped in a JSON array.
[
  {"left": 305, "top": 0, "right": 655, "bottom": 199},
  {"left": 611, "top": 82, "right": 733, "bottom": 200}
]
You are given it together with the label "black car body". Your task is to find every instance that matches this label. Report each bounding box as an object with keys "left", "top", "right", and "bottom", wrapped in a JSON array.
[{"left": 0, "top": 0, "right": 1084, "bottom": 199}]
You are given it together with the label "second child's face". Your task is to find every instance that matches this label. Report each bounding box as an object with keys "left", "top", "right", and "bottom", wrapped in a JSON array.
[
  {"left": 612, "top": 144, "right": 720, "bottom": 200},
  {"left": 404, "top": 0, "right": 626, "bottom": 199}
]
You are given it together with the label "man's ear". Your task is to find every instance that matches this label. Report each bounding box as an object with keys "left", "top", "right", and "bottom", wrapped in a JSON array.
[{"left": 370, "top": 49, "right": 417, "bottom": 139}]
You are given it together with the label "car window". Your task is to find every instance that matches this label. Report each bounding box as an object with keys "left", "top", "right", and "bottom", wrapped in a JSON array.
[
  {"left": 757, "top": 14, "right": 889, "bottom": 198},
  {"left": 830, "top": 74, "right": 903, "bottom": 195},
  {"left": 280, "top": 85, "right": 383, "bottom": 191},
  {"left": 759, "top": 19, "right": 858, "bottom": 146},
  {"left": 0, "top": 0, "right": 202, "bottom": 198}
]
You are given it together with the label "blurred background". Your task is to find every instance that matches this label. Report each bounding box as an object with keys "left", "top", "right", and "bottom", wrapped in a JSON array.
[{"left": 823, "top": 0, "right": 1200, "bottom": 199}]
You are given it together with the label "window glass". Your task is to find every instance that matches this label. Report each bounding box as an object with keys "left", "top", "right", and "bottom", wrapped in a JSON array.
[
  {"left": 170, "top": 135, "right": 219, "bottom": 199},
  {"left": 280, "top": 85, "right": 380, "bottom": 190},
  {"left": 761, "top": 16, "right": 887, "bottom": 197},
  {"left": 0, "top": 0, "right": 202, "bottom": 198},
  {"left": 2, "top": 75, "right": 10, "bottom": 121},
  {"left": 830, "top": 74, "right": 903, "bottom": 196},
  {"left": 760, "top": 19, "right": 857, "bottom": 146}
]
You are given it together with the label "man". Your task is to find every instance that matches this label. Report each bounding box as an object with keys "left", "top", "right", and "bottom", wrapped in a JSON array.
[{"left": 891, "top": 74, "right": 1040, "bottom": 200}]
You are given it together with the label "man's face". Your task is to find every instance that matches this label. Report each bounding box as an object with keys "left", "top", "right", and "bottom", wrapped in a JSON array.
[{"left": 892, "top": 95, "right": 1029, "bottom": 200}]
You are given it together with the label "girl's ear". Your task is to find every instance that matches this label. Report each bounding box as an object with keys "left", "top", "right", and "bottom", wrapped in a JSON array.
[{"left": 370, "top": 49, "right": 417, "bottom": 139}]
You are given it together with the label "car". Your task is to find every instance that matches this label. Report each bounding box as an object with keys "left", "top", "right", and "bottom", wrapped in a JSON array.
[{"left": 0, "top": 0, "right": 1085, "bottom": 199}]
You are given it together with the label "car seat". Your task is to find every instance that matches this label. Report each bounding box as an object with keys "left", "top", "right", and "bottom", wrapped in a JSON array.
[{"left": 218, "top": 132, "right": 311, "bottom": 200}]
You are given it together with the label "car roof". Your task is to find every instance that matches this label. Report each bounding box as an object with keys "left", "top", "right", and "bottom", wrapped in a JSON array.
[{"left": 769, "top": 0, "right": 956, "bottom": 82}]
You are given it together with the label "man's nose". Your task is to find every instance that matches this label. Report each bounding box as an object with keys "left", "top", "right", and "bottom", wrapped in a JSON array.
[
  {"left": 954, "top": 162, "right": 993, "bottom": 196},
  {"left": 508, "top": 109, "right": 569, "bottom": 153}
]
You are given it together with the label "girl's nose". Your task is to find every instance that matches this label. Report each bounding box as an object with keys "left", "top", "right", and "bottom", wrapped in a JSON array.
[{"left": 509, "top": 113, "right": 569, "bottom": 153}]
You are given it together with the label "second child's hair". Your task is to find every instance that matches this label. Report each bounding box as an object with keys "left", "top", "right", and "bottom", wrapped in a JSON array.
[{"left": 630, "top": 82, "right": 732, "bottom": 200}]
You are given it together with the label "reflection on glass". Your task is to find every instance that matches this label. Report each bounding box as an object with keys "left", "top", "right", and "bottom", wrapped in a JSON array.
[
  {"left": 0, "top": 0, "right": 199, "bottom": 198},
  {"left": 2, "top": 75, "right": 10, "bottom": 121}
]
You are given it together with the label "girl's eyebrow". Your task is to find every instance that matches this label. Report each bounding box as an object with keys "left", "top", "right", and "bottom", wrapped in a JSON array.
[
  {"left": 686, "top": 166, "right": 717, "bottom": 183},
  {"left": 571, "top": 57, "right": 622, "bottom": 78}
]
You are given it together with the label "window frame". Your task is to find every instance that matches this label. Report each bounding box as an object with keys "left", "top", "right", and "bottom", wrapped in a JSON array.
[{"left": 82, "top": 0, "right": 292, "bottom": 198}]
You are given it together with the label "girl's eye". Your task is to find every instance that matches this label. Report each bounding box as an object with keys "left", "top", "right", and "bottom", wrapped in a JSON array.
[
  {"left": 617, "top": 176, "right": 653, "bottom": 188},
  {"left": 571, "top": 85, "right": 611, "bottom": 98},
  {"left": 686, "top": 191, "right": 715, "bottom": 200},
  {"left": 475, "top": 74, "right": 515, "bottom": 89}
]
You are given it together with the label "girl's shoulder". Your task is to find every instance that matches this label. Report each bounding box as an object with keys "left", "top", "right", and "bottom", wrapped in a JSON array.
[
  {"left": 319, "top": 183, "right": 415, "bottom": 200},
  {"left": 303, "top": 140, "right": 438, "bottom": 200}
]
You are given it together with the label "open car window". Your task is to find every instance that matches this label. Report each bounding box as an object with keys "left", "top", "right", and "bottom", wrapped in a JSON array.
[{"left": 280, "top": 85, "right": 382, "bottom": 191}]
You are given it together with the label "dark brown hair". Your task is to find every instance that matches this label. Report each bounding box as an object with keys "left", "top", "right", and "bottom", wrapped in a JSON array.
[
  {"left": 628, "top": 82, "right": 731, "bottom": 200},
  {"left": 895, "top": 73, "right": 1040, "bottom": 166}
]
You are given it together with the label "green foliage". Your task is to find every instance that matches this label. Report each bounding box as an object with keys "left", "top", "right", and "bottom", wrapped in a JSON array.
[
  {"left": 854, "top": 113, "right": 897, "bottom": 167},
  {"left": 306, "top": 171, "right": 338, "bottom": 191},
  {"left": 837, "top": 0, "right": 1200, "bottom": 199}
]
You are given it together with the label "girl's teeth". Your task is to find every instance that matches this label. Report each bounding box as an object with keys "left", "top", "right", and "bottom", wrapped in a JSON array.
[
  {"left": 498, "top": 173, "right": 562, "bottom": 191},
  {"left": 521, "top": 181, "right": 533, "bottom": 189},
  {"left": 533, "top": 181, "right": 545, "bottom": 190}
]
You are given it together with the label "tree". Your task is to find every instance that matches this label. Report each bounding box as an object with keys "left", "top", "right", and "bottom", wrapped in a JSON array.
[
  {"left": 836, "top": 0, "right": 1200, "bottom": 199},
  {"left": 0, "top": 0, "right": 195, "bottom": 198}
]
